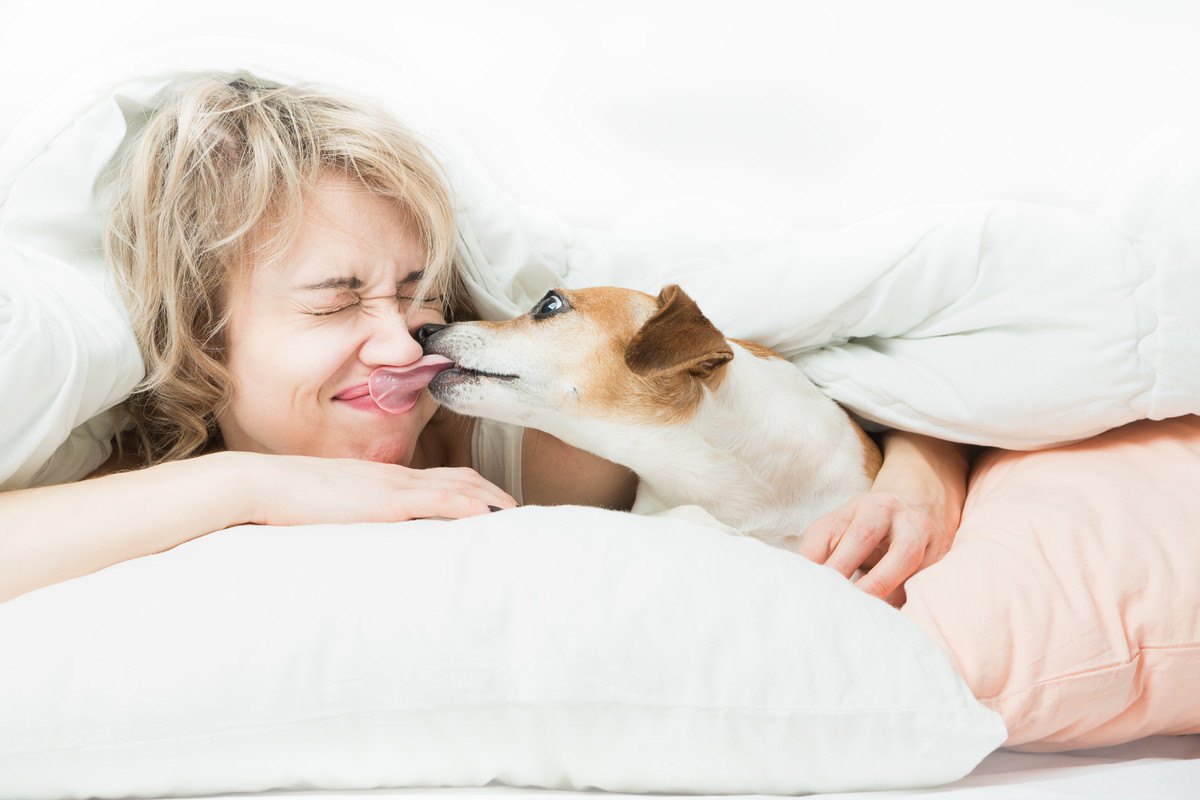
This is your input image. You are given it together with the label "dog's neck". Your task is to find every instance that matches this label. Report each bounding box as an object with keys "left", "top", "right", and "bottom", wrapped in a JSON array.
[{"left": 515, "top": 343, "right": 871, "bottom": 539}]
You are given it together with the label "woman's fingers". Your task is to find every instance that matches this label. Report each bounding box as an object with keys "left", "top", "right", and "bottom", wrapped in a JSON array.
[
  {"left": 404, "top": 480, "right": 515, "bottom": 514},
  {"left": 255, "top": 455, "right": 520, "bottom": 526},
  {"left": 823, "top": 499, "right": 894, "bottom": 578},
  {"left": 854, "top": 529, "right": 926, "bottom": 601},
  {"left": 798, "top": 488, "right": 954, "bottom": 607},
  {"left": 418, "top": 467, "right": 519, "bottom": 509},
  {"left": 794, "top": 504, "right": 854, "bottom": 563},
  {"left": 388, "top": 488, "right": 498, "bottom": 521},
  {"left": 854, "top": 510, "right": 939, "bottom": 602},
  {"left": 395, "top": 476, "right": 511, "bottom": 511},
  {"left": 340, "top": 461, "right": 518, "bottom": 510}
]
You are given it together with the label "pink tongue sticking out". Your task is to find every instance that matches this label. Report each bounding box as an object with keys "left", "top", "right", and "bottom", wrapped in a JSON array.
[{"left": 369, "top": 355, "right": 455, "bottom": 414}]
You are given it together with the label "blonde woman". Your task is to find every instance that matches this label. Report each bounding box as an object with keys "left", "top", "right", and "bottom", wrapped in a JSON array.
[{"left": 0, "top": 74, "right": 969, "bottom": 605}]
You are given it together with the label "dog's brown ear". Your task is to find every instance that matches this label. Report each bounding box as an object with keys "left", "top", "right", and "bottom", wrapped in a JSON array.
[{"left": 624, "top": 285, "right": 733, "bottom": 380}]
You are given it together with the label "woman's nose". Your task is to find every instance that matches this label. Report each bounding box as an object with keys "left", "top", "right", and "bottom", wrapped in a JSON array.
[
  {"left": 360, "top": 315, "right": 424, "bottom": 366},
  {"left": 416, "top": 323, "right": 447, "bottom": 348}
]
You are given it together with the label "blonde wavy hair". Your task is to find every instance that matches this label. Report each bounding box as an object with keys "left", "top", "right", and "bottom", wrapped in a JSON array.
[{"left": 105, "top": 72, "right": 465, "bottom": 465}]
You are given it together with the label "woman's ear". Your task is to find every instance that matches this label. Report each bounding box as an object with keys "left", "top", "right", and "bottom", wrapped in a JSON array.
[{"left": 624, "top": 285, "right": 733, "bottom": 380}]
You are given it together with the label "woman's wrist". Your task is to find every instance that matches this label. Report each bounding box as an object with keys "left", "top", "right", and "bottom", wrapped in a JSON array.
[
  {"left": 872, "top": 431, "right": 971, "bottom": 535},
  {"left": 199, "top": 450, "right": 268, "bottom": 528}
]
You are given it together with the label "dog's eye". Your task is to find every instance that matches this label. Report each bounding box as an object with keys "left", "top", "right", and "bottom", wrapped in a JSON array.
[{"left": 531, "top": 291, "right": 570, "bottom": 319}]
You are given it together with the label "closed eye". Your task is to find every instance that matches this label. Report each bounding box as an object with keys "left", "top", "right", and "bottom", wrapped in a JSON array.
[
  {"left": 400, "top": 295, "right": 443, "bottom": 310},
  {"left": 307, "top": 304, "right": 358, "bottom": 317},
  {"left": 307, "top": 294, "right": 438, "bottom": 315}
]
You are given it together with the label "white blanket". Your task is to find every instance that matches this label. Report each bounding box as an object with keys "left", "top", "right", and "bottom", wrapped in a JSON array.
[
  {"left": 586, "top": 196, "right": 1200, "bottom": 448},
  {"left": 2, "top": 38, "right": 1198, "bottom": 488}
]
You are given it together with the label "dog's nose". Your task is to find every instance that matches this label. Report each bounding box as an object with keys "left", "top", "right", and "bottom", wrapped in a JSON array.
[{"left": 416, "top": 323, "right": 448, "bottom": 348}]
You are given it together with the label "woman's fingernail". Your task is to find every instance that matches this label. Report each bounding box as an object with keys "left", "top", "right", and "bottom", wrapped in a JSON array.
[{"left": 488, "top": 505, "right": 501, "bottom": 513}]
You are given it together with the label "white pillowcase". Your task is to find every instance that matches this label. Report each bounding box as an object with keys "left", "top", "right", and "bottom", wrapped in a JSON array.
[{"left": 0, "top": 506, "right": 1005, "bottom": 799}]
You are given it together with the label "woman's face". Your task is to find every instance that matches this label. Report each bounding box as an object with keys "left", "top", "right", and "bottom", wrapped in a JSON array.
[{"left": 218, "top": 173, "right": 446, "bottom": 465}]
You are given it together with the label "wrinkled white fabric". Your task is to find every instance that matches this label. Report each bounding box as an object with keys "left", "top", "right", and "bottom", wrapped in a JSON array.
[
  {"left": 0, "top": 507, "right": 1006, "bottom": 797},
  {"left": 2, "top": 38, "right": 1198, "bottom": 489},
  {"left": 595, "top": 200, "right": 1200, "bottom": 448}
]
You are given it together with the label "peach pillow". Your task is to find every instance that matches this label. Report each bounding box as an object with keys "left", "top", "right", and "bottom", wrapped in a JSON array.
[{"left": 902, "top": 415, "right": 1200, "bottom": 751}]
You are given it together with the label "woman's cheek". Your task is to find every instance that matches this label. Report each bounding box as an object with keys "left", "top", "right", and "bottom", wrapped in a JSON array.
[{"left": 310, "top": 331, "right": 364, "bottom": 383}]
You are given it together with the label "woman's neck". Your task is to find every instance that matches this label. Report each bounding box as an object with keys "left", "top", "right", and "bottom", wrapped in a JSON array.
[{"left": 411, "top": 407, "right": 475, "bottom": 470}]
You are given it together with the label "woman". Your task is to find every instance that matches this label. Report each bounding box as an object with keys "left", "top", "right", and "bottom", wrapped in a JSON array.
[{"left": 0, "top": 74, "right": 969, "bottom": 605}]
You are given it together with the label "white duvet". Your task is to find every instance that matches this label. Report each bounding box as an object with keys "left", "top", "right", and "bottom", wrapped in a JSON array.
[{"left": 1, "top": 38, "right": 1198, "bottom": 489}]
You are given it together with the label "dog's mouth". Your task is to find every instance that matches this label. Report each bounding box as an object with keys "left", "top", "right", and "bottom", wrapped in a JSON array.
[
  {"left": 421, "top": 329, "right": 519, "bottom": 391},
  {"left": 433, "top": 363, "right": 520, "bottom": 385}
]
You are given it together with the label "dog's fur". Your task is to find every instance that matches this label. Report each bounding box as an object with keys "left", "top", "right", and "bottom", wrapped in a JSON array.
[{"left": 423, "top": 284, "right": 881, "bottom": 548}]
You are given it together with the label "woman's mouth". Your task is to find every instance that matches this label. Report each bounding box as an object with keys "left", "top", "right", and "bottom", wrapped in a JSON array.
[
  {"left": 334, "top": 384, "right": 372, "bottom": 401},
  {"left": 333, "top": 383, "right": 391, "bottom": 414},
  {"left": 336, "top": 393, "right": 388, "bottom": 413}
]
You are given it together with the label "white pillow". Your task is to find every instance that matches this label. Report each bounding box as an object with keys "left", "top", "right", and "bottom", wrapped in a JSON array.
[{"left": 0, "top": 506, "right": 1005, "bottom": 799}]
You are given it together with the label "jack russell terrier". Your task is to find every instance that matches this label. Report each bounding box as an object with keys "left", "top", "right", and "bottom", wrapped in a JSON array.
[{"left": 377, "top": 285, "right": 881, "bottom": 549}]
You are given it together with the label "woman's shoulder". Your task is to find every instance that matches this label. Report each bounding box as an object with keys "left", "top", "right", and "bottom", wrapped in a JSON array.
[{"left": 520, "top": 427, "right": 638, "bottom": 510}]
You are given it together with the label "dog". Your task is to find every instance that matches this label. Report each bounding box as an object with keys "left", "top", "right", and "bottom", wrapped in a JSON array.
[{"left": 417, "top": 284, "right": 882, "bottom": 549}]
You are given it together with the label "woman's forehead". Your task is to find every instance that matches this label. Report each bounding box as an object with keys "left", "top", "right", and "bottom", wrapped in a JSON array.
[{"left": 258, "top": 178, "right": 427, "bottom": 288}]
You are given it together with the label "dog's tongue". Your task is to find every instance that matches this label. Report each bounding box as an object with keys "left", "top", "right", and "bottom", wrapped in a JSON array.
[{"left": 369, "top": 355, "right": 455, "bottom": 413}]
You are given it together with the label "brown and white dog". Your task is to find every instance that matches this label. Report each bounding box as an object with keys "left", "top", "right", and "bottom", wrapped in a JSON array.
[{"left": 419, "top": 284, "right": 882, "bottom": 549}]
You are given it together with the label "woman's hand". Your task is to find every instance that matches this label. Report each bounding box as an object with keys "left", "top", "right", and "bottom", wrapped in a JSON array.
[
  {"left": 238, "top": 452, "right": 519, "bottom": 527},
  {"left": 795, "top": 431, "right": 971, "bottom": 606},
  {"left": 796, "top": 491, "right": 953, "bottom": 606},
  {"left": 0, "top": 450, "right": 519, "bottom": 605}
]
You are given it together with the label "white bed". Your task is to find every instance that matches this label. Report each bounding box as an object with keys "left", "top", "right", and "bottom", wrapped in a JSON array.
[
  {"left": 3, "top": 3, "right": 1200, "bottom": 798},
  {"left": 160, "top": 738, "right": 1200, "bottom": 799}
]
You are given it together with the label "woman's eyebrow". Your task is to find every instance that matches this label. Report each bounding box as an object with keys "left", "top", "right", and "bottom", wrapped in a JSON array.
[
  {"left": 396, "top": 269, "right": 426, "bottom": 287},
  {"left": 296, "top": 276, "right": 363, "bottom": 291},
  {"left": 296, "top": 270, "right": 425, "bottom": 291}
]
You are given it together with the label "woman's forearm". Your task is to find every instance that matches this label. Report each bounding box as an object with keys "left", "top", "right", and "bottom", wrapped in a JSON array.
[
  {"left": 0, "top": 451, "right": 255, "bottom": 604},
  {"left": 873, "top": 430, "right": 972, "bottom": 536}
]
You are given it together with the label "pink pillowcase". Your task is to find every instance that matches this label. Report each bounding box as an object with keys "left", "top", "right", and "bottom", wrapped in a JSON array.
[{"left": 901, "top": 415, "right": 1200, "bottom": 751}]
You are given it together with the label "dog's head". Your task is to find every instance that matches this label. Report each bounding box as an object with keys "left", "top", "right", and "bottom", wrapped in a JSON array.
[{"left": 421, "top": 284, "right": 733, "bottom": 425}]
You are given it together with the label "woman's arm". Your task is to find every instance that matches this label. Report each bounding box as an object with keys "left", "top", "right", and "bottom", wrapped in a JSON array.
[
  {"left": 0, "top": 452, "right": 253, "bottom": 603},
  {"left": 0, "top": 451, "right": 518, "bottom": 604},
  {"left": 796, "top": 430, "right": 972, "bottom": 605}
]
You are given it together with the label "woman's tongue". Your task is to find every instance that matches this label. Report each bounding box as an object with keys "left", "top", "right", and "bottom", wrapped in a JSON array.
[{"left": 368, "top": 355, "right": 455, "bottom": 413}]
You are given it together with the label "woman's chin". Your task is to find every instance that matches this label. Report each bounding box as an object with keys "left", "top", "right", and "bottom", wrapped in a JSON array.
[
  {"left": 361, "top": 443, "right": 416, "bottom": 465},
  {"left": 349, "top": 419, "right": 430, "bottom": 466},
  {"left": 292, "top": 395, "right": 435, "bottom": 464},
  {"left": 315, "top": 429, "right": 413, "bottom": 465}
]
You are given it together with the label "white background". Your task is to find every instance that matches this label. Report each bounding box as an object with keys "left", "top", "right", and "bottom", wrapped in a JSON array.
[{"left": 3, "top": 0, "right": 1199, "bottom": 230}]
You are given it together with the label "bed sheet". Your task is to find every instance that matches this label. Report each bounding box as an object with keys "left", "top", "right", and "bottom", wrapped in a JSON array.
[{"left": 160, "top": 736, "right": 1200, "bottom": 800}]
